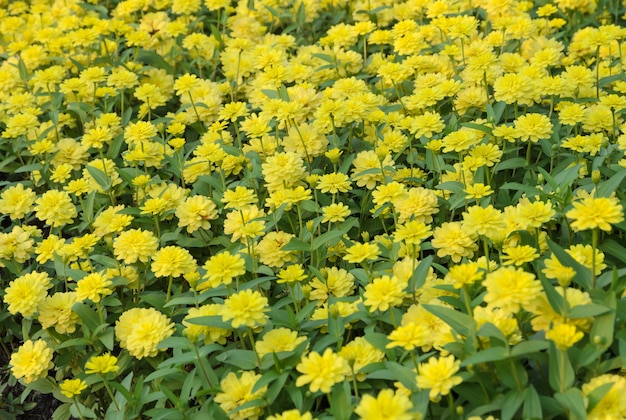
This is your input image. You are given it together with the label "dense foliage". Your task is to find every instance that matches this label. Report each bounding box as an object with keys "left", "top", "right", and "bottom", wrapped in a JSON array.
[{"left": 2, "top": 0, "right": 626, "bottom": 419}]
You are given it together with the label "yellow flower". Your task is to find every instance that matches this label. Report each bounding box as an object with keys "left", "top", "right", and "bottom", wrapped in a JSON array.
[
  {"left": 175, "top": 195, "right": 218, "bottom": 233},
  {"left": 351, "top": 150, "right": 395, "bottom": 190},
  {"left": 115, "top": 308, "right": 175, "bottom": 359},
  {"left": 483, "top": 266, "right": 543, "bottom": 315},
  {"left": 113, "top": 229, "right": 159, "bottom": 264},
  {"left": 295, "top": 348, "right": 351, "bottom": 393},
  {"left": 277, "top": 264, "right": 307, "bottom": 284},
  {"left": 445, "top": 262, "right": 484, "bottom": 289},
  {"left": 223, "top": 206, "right": 266, "bottom": 242},
  {"left": 393, "top": 187, "right": 439, "bottom": 224},
  {"left": 267, "top": 409, "right": 313, "bottom": 420},
  {"left": 262, "top": 152, "right": 307, "bottom": 193},
  {"left": 566, "top": 195, "right": 624, "bottom": 232},
  {"left": 393, "top": 220, "right": 432, "bottom": 245},
  {"left": 151, "top": 246, "right": 196, "bottom": 277},
  {"left": 546, "top": 322, "right": 584, "bottom": 350},
  {"left": 35, "top": 190, "right": 77, "bottom": 227},
  {"left": 10, "top": 339, "right": 54, "bottom": 384},
  {"left": 222, "top": 186, "right": 257, "bottom": 210},
  {"left": 75, "top": 272, "right": 113, "bottom": 303},
  {"left": 431, "top": 222, "right": 479, "bottom": 263},
  {"left": 386, "top": 322, "right": 430, "bottom": 350},
  {"left": 516, "top": 197, "right": 555, "bottom": 228},
  {"left": 200, "top": 251, "right": 246, "bottom": 290},
  {"left": 582, "top": 374, "right": 626, "bottom": 420},
  {"left": 255, "top": 328, "right": 307, "bottom": 358},
  {"left": 513, "top": 113, "right": 553, "bottom": 142},
  {"left": 355, "top": 389, "right": 413, "bottom": 420},
  {"left": 3, "top": 272, "right": 51, "bottom": 317},
  {"left": 309, "top": 267, "right": 355, "bottom": 302},
  {"left": 502, "top": 245, "right": 540, "bottom": 266},
  {"left": 85, "top": 353, "right": 119, "bottom": 375},
  {"left": 343, "top": 242, "right": 381, "bottom": 264},
  {"left": 183, "top": 304, "right": 231, "bottom": 344},
  {"left": 462, "top": 205, "right": 506, "bottom": 240},
  {"left": 221, "top": 289, "right": 269, "bottom": 328},
  {"left": 59, "top": 378, "right": 88, "bottom": 398},
  {"left": 363, "top": 275, "right": 406, "bottom": 312},
  {"left": 38, "top": 292, "right": 79, "bottom": 334},
  {"left": 316, "top": 172, "right": 352, "bottom": 194},
  {"left": 215, "top": 371, "right": 267, "bottom": 420},
  {"left": 416, "top": 355, "right": 463, "bottom": 401},
  {"left": 256, "top": 231, "right": 297, "bottom": 267},
  {"left": 339, "top": 336, "right": 384, "bottom": 380},
  {"left": 464, "top": 183, "right": 493, "bottom": 199},
  {"left": 321, "top": 203, "right": 351, "bottom": 223},
  {"left": 0, "top": 183, "right": 36, "bottom": 220}
]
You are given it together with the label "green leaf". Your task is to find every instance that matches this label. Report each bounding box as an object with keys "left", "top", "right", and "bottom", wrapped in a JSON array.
[
  {"left": 596, "top": 166, "right": 626, "bottom": 197},
  {"left": 330, "top": 381, "right": 352, "bottom": 420},
  {"left": 586, "top": 381, "right": 616, "bottom": 412},
  {"left": 215, "top": 350, "right": 258, "bottom": 370},
  {"left": 72, "top": 302, "right": 102, "bottom": 332},
  {"left": 184, "top": 315, "right": 232, "bottom": 329},
  {"left": 568, "top": 303, "right": 610, "bottom": 319},
  {"left": 86, "top": 165, "right": 112, "bottom": 191},
  {"left": 384, "top": 361, "right": 418, "bottom": 391},
  {"left": 548, "top": 343, "right": 574, "bottom": 392},
  {"left": 589, "top": 292, "right": 616, "bottom": 351},
  {"left": 538, "top": 275, "right": 565, "bottom": 315},
  {"left": 501, "top": 388, "right": 527, "bottom": 420},
  {"left": 410, "top": 255, "right": 433, "bottom": 297},
  {"left": 523, "top": 385, "right": 543, "bottom": 420},
  {"left": 554, "top": 388, "right": 586, "bottom": 420},
  {"left": 423, "top": 304, "right": 472, "bottom": 337},
  {"left": 280, "top": 238, "right": 311, "bottom": 252},
  {"left": 510, "top": 340, "right": 549, "bottom": 357},
  {"left": 461, "top": 346, "right": 509, "bottom": 367},
  {"left": 311, "top": 218, "right": 357, "bottom": 250},
  {"left": 137, "top": 49, "right": 174, "bottom": 73},
  {"left": 547, "top": 240, "right": 592, "bottom": 291}
]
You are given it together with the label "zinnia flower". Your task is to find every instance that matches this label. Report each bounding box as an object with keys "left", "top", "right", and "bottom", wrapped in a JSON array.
[
  {"left": 59, "top": 378, "right": 88, "bottom": 398},
  {"left": 115, "top": 308, "right": 175, "bottom": 359},
  {"left": 4, "top": 272, "right": 51, "bottom": 317},
  {"left": 355, "top": 389, "right": 413, "bottom": 420},
  {"left": 221, "top": 289, "right": 269, "bottom": 328},
  {"left": 85, "top": 353, "right": 119, "bottom": 375},
  {"left": 113, "top": 228, "right": 159, "bottom": 264},
  {"left": 10, "top": 339, "right": 54, "bottom": 384},
  {"left": 295, "top": 348, "right": 351, "bottom": 393},
  {"left": 215, "top": 371, "right": 267, "bottom": 420},
  {"left": 566, "top": 195, "right": 624, "bottom": 232},
  {"left": 151, "top": 246, "right": 196, "bottom": 277},
  {"left": 416, "top": 355, "right": 463, "bottom": 401}
]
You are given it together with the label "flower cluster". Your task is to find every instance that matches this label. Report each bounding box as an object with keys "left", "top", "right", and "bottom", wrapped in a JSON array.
[{"left": 1, "top": 0, "right": 626, "bottom": 419}]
